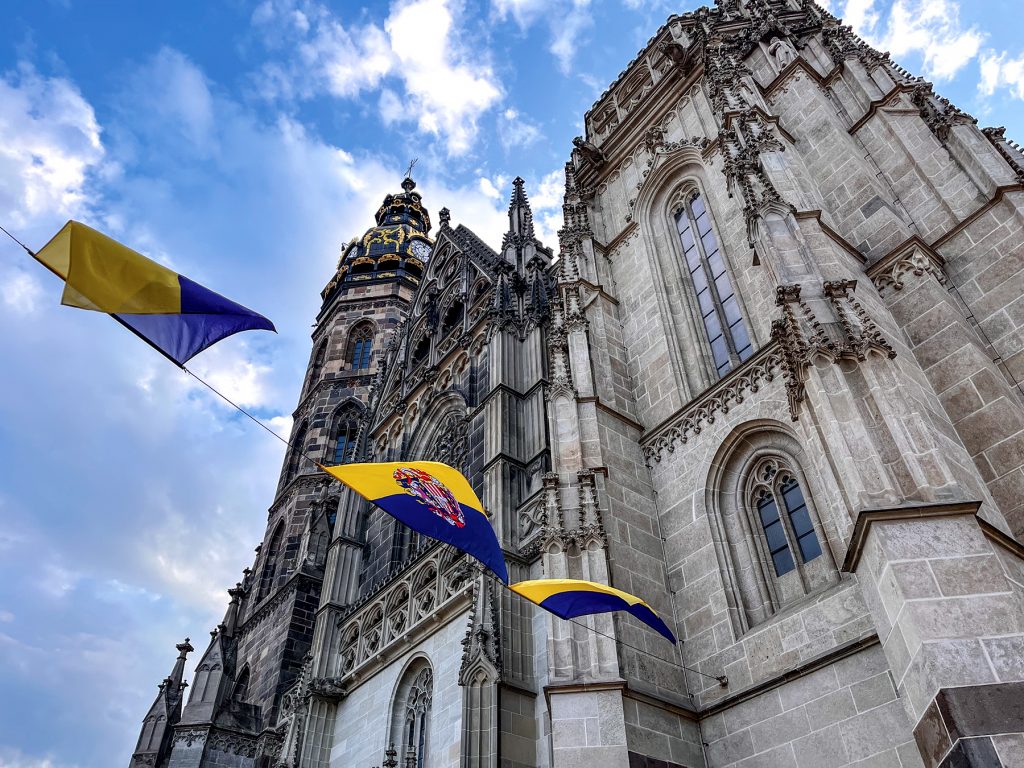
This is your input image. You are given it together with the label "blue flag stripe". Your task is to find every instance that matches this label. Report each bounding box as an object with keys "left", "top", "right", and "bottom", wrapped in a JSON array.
[{"left": 375, "top": 493, "right": 508, "bottom": 583}]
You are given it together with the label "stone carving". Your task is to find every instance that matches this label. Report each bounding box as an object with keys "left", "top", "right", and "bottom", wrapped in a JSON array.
[
  {"left": 207, "top": 730, "right": 257, "bottom": 757},
  {"left": 870, "top": 246, "right": 948, "bottom": 295},
  {"left": 911, "top": 82, "right": 976, "bottom": 144},
  {"left": 572, "top": 135, "right": 605, "bottom": 167},
  {"left": 433, "top": 411, "right": 469, "bottom": 472},
  {"left": 642, "top": 345, "right": 783, "bottom": 461},
  {"left": 334, "top": 547, "right": 472, "bottom": 682},
  {"left": 767, "top": 36, "right": 796, "bottom": 70},
  {"left": 773, "top": 282, "right": 896, "bottom": 420},
  {"left": 459, "top": 572, "right": 502, "bottom": 685}
]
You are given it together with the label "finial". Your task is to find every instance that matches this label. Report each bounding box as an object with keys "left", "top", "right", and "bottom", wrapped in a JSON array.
[
  {"left": 439, "top": 207, "right": 451, "bottom": 228},
  {"left": 404, "top": 157, "right": 418, "bottom": 179},
  {"left": 176, "top": 638, "right": 194, "bottom": 656}
]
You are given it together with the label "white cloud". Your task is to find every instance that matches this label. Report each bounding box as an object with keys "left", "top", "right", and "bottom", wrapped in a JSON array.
[
  {"left": 838, "top": 0, "right": 982, "bottom": 82},
  {"left": 253, "top": 0, "right": 502, "bottom": 156},
  {"left": 980, "top": 50, "right": 1024, "bottom": 99},
  {"left": 0, "top": 63, "right": 105, "bottom": 228},
  {"left": 478, "top": 176, "right": 501, "bottom": 199},
  {"left": 0, "top": 270, "right": 42, "bottom": 315},
  {"left": 498, "top": 107, "right": 543, "bottom": 149},
  {"left": 492, "top": 0, "right": 593, "bottom": 74},
  {"left": 384, "top": 0, "right": 502, "bottom": 155},
  {"left": 528, "top": 169, "right": 565, "bottom": 248},
  {"left": 0, "top": 747, "right": 71, "bottom": 768}
]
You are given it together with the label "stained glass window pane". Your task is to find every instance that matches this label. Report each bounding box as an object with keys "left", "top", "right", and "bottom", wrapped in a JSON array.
[
  {"left": 674, "top": 196, "right": 755, "bottom": 381},
  {"left": 779, "top": 478, "right": 822, "bottom": 564},
  {"left": 758, "top": 494, "right": 795, "bottom": 576},
  {"left": 773, "top": 548, "right": 796, "bottom": 575},
  {"left": 797, "top": 532, "right": 822, "bottom": 562}
]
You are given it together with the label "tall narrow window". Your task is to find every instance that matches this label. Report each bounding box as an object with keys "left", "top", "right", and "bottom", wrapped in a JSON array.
[
  {"left": 349, "top": 325, "right": 374, "bottom": 370},
  {"left": 332, "top": 411, "right": 358, "bottom": 465},
  {"left": 285, "top": 422, "right": 310, "bottom": 481},
  {"left": 257, "top": 524, "right": 284, "bottom": 602},
  {"left": 750, "top": 459, "right": 822, "bottom": 577},
  {"left": 306, "top": 342, "right": 327, "bottom": 394},
  {"left": 675, "top": 191, "right": 753, "bottom": 377}
]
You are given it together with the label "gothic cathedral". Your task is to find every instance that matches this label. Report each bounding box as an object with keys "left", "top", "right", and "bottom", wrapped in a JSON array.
[{"left": 131, "top": 2, "right": 1024, "bottom": 767}]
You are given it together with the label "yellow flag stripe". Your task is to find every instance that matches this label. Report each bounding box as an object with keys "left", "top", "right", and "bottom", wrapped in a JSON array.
[
  {"left": 509, "top": 578, "right": 648, "bottom": 608},
  {"left": 34, "top": 220, "right": 182, "bottom": 314},
  {"left": 321, "top": 461, "right": 487, "bottom": 517}
]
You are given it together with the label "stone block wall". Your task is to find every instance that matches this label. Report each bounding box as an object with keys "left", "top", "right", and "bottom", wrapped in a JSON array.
[
  {"left": 329, "top": 609, "right": 470, "bottom": 767},
  {"left": 700, "top": 644, "right": 921, "bottom": 768}
]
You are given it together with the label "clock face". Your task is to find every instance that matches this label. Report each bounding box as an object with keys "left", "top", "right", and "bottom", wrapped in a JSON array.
[{"left": 409, "top": 240, "right": 431, "bottom": 261}]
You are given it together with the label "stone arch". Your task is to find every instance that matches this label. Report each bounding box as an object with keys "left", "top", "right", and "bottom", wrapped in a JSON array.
[
  {"left": 232, "top": 664, "right": 251, "bottom": 703},
  {"left": 285, "top": 420, "right": 311, "bottom": 482},
  {"left": 408, "top": 392, "right": 469, "bottom": 468},
  {"left": 706, "top": 419, "right": 838, "bottom": 635},
  {"left": 634, "top": 147, "right": 759, "bottom": 397},
  {"left": 388, "top": 656, "right": 434, "bottom": 768},
  {"left": 328, "top": 399, "right": 364, "bottom": 465},
  {"left": 305, "top": 338, "right": 328, "bottom": 395},
  {"left": 345, "top": 319, "right": 379, "bottom": 371},
  {"left": 256, "top": 520, "right": 286, "bottom": 603}
]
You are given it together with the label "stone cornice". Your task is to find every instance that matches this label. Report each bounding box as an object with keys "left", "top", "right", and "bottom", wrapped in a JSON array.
[
  {"left": 841, "top": 500, "right": 983, "bottom": 573},
  {"left": 761, "top": 59, "right": 843, "bottom": 102},
  {"left": 930, "top": 183, "right": 1024, "bottom": 250},
  {"left": 848, "top": 84, "right": 915, "bottom": 135},
  {"left": 641, "top": 343, "right": 783, "bottom": 462},
  {"left": 866, "top": 236, "right": 946, "bottom": 295},
  {"left": 699, "top": 633, "right": 880, "bottom": 714},
  {"left": 792, "top": 209, "right": 867, "bottom": 264}
]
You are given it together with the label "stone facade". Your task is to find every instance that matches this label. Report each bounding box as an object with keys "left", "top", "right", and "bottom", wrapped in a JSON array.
[{"left": 132, "top": 2, "right": 1024, "bottom": 767}]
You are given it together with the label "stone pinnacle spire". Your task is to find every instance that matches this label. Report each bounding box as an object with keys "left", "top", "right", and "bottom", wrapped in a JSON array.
[{"left": 507, "top": 176, "right": 535, "bottom": 241}]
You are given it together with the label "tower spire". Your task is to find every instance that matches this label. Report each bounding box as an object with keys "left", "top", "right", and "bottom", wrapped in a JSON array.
[{"left": 507, "top": 176, "right": 535, "bottom": 241}]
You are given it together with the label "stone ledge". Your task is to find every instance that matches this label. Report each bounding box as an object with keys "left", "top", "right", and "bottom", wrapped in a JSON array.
[
  {"left": 698, "top": 632, "right": 879, "bottom": 718},
  {"left": 914, "top": 682, "right": 1024, "bottom": 768},
  {"left": 841, "top": 500, "right": 983, "bottom": 573}
]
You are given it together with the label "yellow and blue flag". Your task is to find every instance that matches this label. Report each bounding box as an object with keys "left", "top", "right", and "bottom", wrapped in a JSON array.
[
  {"left": 321, "top": 461, "right": 508, "bottom": 583},
  {"left": 33, "top": 220, "right": 275, "bottom": 365},
  {"left": 510, "top": 578, "right": 676, "bottom": 643}
]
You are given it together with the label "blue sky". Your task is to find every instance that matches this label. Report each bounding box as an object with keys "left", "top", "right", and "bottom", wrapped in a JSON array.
[{"left": 0, "top": 0, "right": 1022, "bottom": 765}]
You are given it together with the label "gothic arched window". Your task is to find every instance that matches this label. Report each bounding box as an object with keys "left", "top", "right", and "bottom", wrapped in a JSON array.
[
  {"left": 707, "top": 425, "right": 837, "bottom": 633},
  {"left": 348, "top": 324, "right": 374, "bottom": 370},
  {"left": 749, "top": 458, "right": 822, "bottom": 577},
  {"left": 389, "top": 663, "right": 433, "bottom": 768},
  {"left": 285, "top": 422, "right": 310, "bottom": 481},
  {"left": 411, "top": 336, "right": 429, "bottom": 367},
  {"left": 306, "top": 341, "right": 327, "bottom": 394},
  {"left": 233, "top": 666, "right": 250, "bottom": 704},
  {"left": 675, "top": 190, "right": 753, "bottom": 377},
  {"left": 331, "top": 409, "right": 359, "bottom": 465},
  {"left": 257, "top": 523, "right": 284, "bottom": 603}
]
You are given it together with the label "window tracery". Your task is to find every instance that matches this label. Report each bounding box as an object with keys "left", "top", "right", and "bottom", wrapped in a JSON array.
[
  {"left": 708, "top": 426, "right": 837, "bottom": 633},
  {"left": 256, "top": 523, "right": 284, "bottom": 603},
  {"left": 433, "top": 412, "right": 468, "bottom": 472},
  {"left": 674, "top": 189, "right": 753, "bottom": 377},
  {"left": 749, "top": 458, "right": 822, "bottom": 577},
  {"left": 331, "top": 407, "right": 359, "bottom": 465},
  {"left": 398, "top": 666, "right": 432, "bottom": 768},
  {"left": 349, "top": 324, "right": 375, "bottom": 370}
]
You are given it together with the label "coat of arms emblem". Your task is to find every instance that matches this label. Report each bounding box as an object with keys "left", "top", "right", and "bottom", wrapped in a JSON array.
[{"left": 393, "top": 467, "right": 466, "bottom": 528}]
